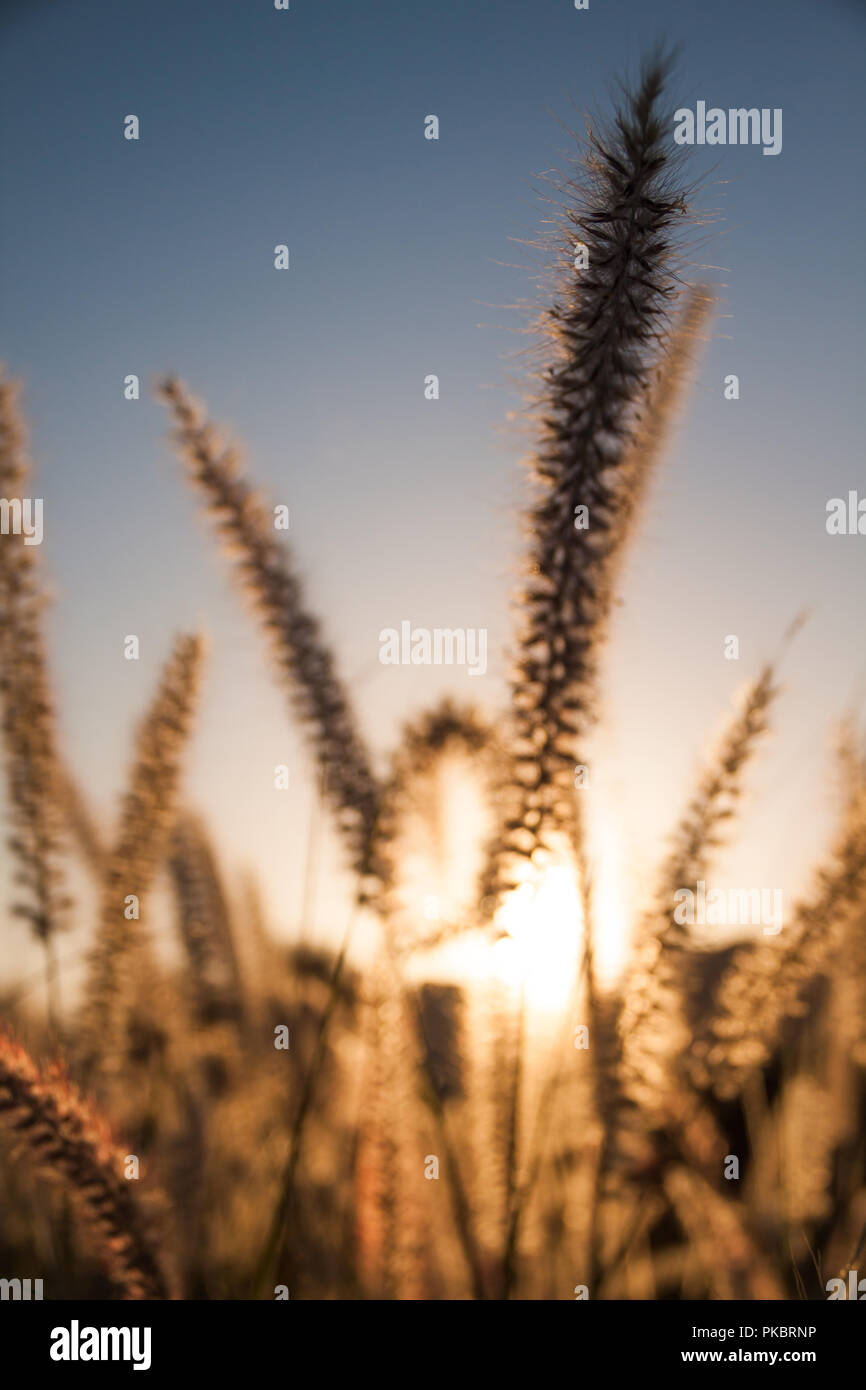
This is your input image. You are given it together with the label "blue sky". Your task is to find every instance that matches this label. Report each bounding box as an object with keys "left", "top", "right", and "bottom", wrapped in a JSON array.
[{"left": 1, "top": 0, "right": 864, "bottom": 989}]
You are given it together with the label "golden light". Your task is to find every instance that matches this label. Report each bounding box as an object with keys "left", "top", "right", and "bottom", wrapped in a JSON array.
[
  {"left": 406, "top": 769, "right": 632, "bottom": 1016},
  {"left": 491, "top": 862, "right": 583, "bottom": 1016},
  {"left": 430, "top": 810, "right": 632, "bottom": 1022}
]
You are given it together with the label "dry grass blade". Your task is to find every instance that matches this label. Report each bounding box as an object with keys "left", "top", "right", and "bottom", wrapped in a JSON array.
[
  {"left": 369, "top": 697, "right": 499, "bottom": 946},
  {"left": 158, "top": 377, "right": 381, "bottom": 881},
  {"left": 168, "top": 810, "right": 246, "bottom": 1030},
  {"left": 490, "top": 57, "right": 691, "bottom": 902},
  {"left": 399, "top": 961, "right": 488, "bottom": 1299},
  {"left": 609, "top": 283, "right": 714, "bottom": 560},
  {"left": 3, "top": 49, "right": 863, "bottom": 1307},
  {"left": 590, "top": 665, "right": 780, "bottom": 1291},
  {"left": 0, "top": 369, "right": 71, "bottom": 1025},
  {"left": 0, "top": 1029, "right": 170, "bottom": 1299},
  {"left": 80, "top": 633, "right": 205, "bottom": 1079},
  {"left": 619, "top": 661, "right": 779, "bottom": 1119},
  {"left": 691, "top": 776, "right": 866, "bottom": 1099}
]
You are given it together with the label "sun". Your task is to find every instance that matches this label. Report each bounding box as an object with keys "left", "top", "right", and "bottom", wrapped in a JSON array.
[
  {"left": 429, "top": 859, "right": 584, "bottom": 1021},
  {"left": 425, "top": 814, "right": 631, "bottom": 1018},
  {"left": 491, "top": 863, "right": 584, "bottom": 1017}
]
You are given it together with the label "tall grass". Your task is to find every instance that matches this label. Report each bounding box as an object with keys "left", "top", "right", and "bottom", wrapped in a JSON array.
[
  {"left": 0, "top": 371, "right": 71, "bottom": 1032},
  {"left": 0, "top": 56, "right": 864, "bottom": 1300}
]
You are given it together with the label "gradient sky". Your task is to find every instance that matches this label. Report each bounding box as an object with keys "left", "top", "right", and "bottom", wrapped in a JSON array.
[{"left": 1, "top": 0, "right": 864, "bottom": 992}]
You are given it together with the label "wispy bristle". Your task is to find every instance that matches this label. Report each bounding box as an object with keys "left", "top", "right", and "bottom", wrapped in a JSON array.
[
  {"left": 490, "top": 60, "right": 691, "bottom": 901},
  {"left": 0, "top": 1030, "right": 170, "bottom": 1299},
  {"left": 80, "top": 633, "right": 205, "bottom": 1078},
  {"left": 0, "top": 369, "right": 71, "bottom": 1018},
  {"left": 169, "top": 810, "right": 245, "bottom": 1030},
  {"left": 619, "top": 662, "right": 778, "bottom": 1118},
  {"left": 158, "top": 377, "right": 381, "bottom": 881},
  {"left": 691, "top": 776, "right": 866, "bottom": 1098},
  {"left": 370, "top": 697, "right": 498, "bottom": 945}
]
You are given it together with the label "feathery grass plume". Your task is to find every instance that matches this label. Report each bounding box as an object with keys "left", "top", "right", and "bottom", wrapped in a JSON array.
[
  {"left": 362, "top": 968, "right": 418, "bottom": 1298},
  {"left": 490, "top": 290, "right": 715, "bottom": 1289},
  {"left": 690, "top": 772, "right": 866, "bottom": 1099},
  {"left": 401, "top": 970, "right": 488, "bottom": 1299},
  {"left": 773, "top": 1072, "right": 839, "bottom": 1228},
  {"left": 0, "top": 369, "right": 71, "bottom": 1025},
  {"left": 619, "top": 660, "right": 778, "bottom": 1119},
  {"left": 80, "top": 633, "right": 205, "bottom": 1077},
  {"left": 352, "top": 974, "right": 393, "bottom": 1294},
  {"left": 158, "top": 376, "right": 380, "bottom": 882},
  {"left": 257, "top": 706, "right": 494, "bottom": 1301},
  {"left": 608, "top": 283, "right": 713, "bottom": 558},
  {"left": 60, "top": 765, "right": 108, "bottom": 880},
  {"left": 416, "top": 982, "right": 464, "bottom": 1101},
  {"left": 585, "top": 663, "right": 780, "bottom": 1293},
  {"left": 489, "top": 58, "right": 690, "bottom": 902},
  {"left": 571, "top": 288, "right": 713, "bottom": 1251},
  {"left": 365, "top": 704, "right": 505, "bottom": 1291},
  {"left": 653, "top": 660, "right": 778, "bottom": 907},
  {"left": 0, "top": 1029, "right": 169, "bottom": 1298},
  {"left": 359, "top": 936, "right": 489, "bottom": 1298},
  {"left": 168, "top": 810, "right": 245, "bottom": 1030},
  {"left": 369, "top": 698, "right": 499, "bottom": 949}
]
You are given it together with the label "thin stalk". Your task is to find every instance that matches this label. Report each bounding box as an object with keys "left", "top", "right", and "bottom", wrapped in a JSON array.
[{"left": 250, "top": 903, "right": 359, "bottom": 1297}]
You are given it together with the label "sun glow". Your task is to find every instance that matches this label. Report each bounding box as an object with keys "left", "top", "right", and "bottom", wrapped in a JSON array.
[
  {"left": 428, "top": 859, "right": 585, "bottom": 1022},
  {"left": 491, "top": 864, "right": 583, "bottom": 1016},
  {"left": 405, "top": 772, "right": 633, "bottom": 1018},
  {"left": 430, "top": 813, "right": 632, "bottom": 1021},
  {"left": 487, "top": 797, "right": 632, "bottom": 1012}
]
